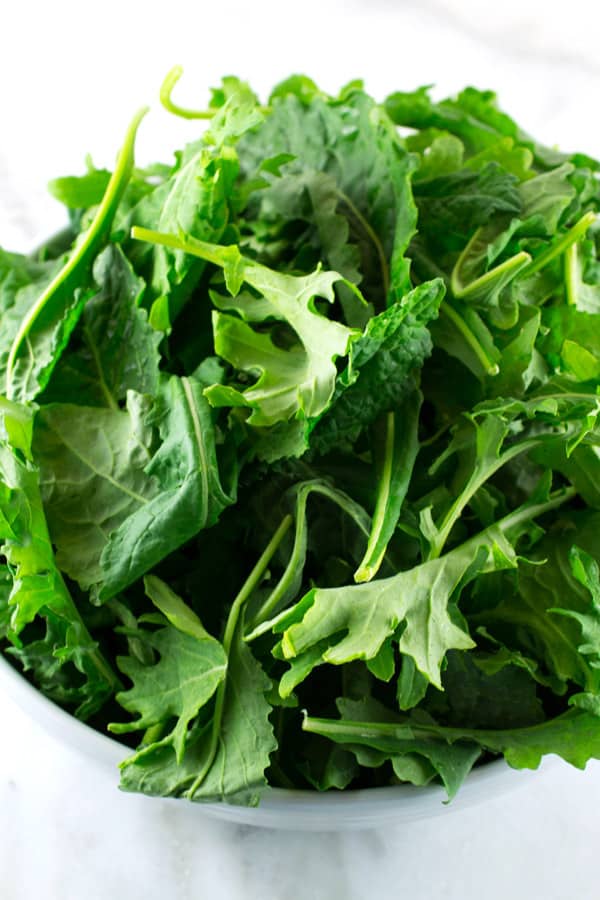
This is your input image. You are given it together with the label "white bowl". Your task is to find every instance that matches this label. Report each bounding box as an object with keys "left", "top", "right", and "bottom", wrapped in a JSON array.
[
  {"left": 0, "top": 651, "right": 534, "bottom": 830},
  {"left": 0, "top": 231, "right": 539, "bottom": 832}
]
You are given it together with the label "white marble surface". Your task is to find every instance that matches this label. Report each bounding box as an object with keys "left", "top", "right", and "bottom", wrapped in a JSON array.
[
  {"left": 2, "top": 688, "right": 600, "bottom": 899},
  {"left": 3, "top": 0, "right": 600, "bottom": 896}
]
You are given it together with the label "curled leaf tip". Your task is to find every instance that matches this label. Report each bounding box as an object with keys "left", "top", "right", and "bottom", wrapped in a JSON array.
[{"left": 159, "top": 65, "right": 213, "bottom": 120}]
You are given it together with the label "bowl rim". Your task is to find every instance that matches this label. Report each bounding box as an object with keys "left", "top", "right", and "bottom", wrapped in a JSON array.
[{"left": 0, "top": 650, "right": 532, "bottom": 829}]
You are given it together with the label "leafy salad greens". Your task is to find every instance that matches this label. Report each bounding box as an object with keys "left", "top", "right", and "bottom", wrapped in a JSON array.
[{"left": 2, "top": 69, "right": 600, "bottom": 805}]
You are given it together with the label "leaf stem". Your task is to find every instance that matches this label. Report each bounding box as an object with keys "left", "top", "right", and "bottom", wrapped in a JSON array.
[
  {"left": 354, "top": 398, "right": 420, "bottom": 585},
  {"left": 452, "top": 248, "right": 532, "bottom": 300},
  {"left": 564, "top": 242, "right": 579, "bottom": 307},
  {"left": 5, "top": 107, "right": 148, "bottom": 399},
  {"left": 355, "top": 412, "right": 396, "bottom": 583},
  {"left": 302, "top": 707, "right": 578, "bottom": 744},
  {"left": 132, "top": 226, "right": 224, "bottom": 264},
  {"left": 185, "top": 514, "right": 292, "bottom": 799},
  {"left": 142, "top": 721, "right": 168, "bottom": 747}
]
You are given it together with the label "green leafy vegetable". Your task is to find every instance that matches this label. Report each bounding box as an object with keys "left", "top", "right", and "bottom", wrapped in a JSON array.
[{"left": 2, "top": 71, "right": 600, "bottom": 807}]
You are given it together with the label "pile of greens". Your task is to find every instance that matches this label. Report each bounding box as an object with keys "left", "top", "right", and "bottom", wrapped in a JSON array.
[{"left": 1, "top": 70, "right": 600, "bottom": 806}]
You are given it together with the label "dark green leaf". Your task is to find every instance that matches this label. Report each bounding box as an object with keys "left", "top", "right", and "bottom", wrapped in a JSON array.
[
  {"left": 0, "top": 399, "right": 117, "bottom": 716},
  {"left": 34, "top": 375, "right": 235, "bottom": 600},
  {"left": 42, "top": 244, "right": 160, "bottom": 406},
  {"left": 310, "top": 280, "right": 443, "bottom": 453}
]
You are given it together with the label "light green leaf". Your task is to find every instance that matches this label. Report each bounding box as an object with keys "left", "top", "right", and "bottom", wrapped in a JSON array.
[
  {"left": 486, "top": 305, "right": 544, "bottom": 397},
  {"left": 564, "top": 237, "right": 600, "bottom": 314},
  {"left": 144, "top": 574, "right": 216, "bottom": 642},
  {"left": 149, "top": 148, "right": 238, "bottom": 327},
  {"left": 118, "top": 622, "right": 276, "bottom": 805},
  {"left": 208, "top": 259, "right": 359, "bottom": 423},
  {"left": 397, "top": 656, "right": 430, "bottom": 710},
  {"left": 131, "top": 229, "right": 359, "bottom": 426},
  {"left": 48, "top": 166, "right": 112, "bottom": 210},
  {"left": 476, "top": 515, "right": 600, "bottom": 692},
  {"left": 275, "top": 526, "right": 520, "bottom": 690},
  {"left": 548, "top": 546, "right": 600, "bottom": 687},
  {"left": 518, "top": 163, "right": 576, "bottom": 236},
  {"left": 425, "top": 392, "right": 600, "bottom": 559}
]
